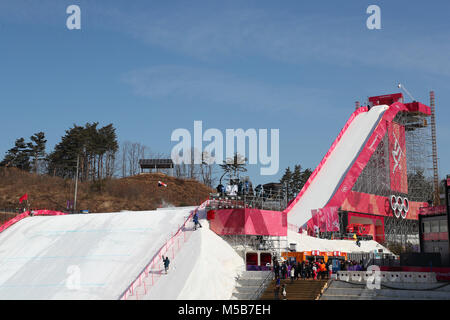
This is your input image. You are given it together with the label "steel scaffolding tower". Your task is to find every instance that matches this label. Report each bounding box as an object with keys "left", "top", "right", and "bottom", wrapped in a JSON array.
[{"left": 430, "top": 91, "right": 440, "bottom": 205}]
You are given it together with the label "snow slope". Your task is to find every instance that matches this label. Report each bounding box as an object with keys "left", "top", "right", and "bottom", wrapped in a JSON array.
[
  {"left": 287, "top": 105, "right": 389, "bottom": 227},
  {"left": 0, "top": 208, "right": 194, "bottom": 300},
  {"left": 143, "top": 212, "right": 245, "bottom": 300},
  {"left": 287, "top": 230, "right": 391, "bottom": 254}
]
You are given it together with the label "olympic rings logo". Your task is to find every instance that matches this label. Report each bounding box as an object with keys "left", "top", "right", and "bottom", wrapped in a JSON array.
[{"left": 390, "top": 195, "right": 409, "bottom": 219}]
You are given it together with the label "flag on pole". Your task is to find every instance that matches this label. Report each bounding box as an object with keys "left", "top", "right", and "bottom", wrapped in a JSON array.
[{"left": 19, "top": 193, "right": 28, "bottom": 203}]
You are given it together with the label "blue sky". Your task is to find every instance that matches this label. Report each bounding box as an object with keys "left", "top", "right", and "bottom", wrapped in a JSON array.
[{"left": 0, "top": 0, "right": 449, "bottom": 185}]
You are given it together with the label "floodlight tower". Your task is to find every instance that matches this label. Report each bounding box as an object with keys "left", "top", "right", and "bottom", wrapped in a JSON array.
[{"left": 430, "top": 91, "right": 440, "bottom": 205}]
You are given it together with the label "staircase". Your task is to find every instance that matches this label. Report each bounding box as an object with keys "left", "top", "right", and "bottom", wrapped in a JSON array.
[
  {"left": 231, "top": 271, "right": 272, "bottom": 300},
  {"left": 260, "top": 279, "right": 329, "bottom": 300}
]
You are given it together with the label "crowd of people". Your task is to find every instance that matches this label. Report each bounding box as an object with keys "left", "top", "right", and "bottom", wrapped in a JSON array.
[
  {"left": 216, "top": 180, "right": 265, "bottom": 197},
  {"left": 272, "top": 258, "right": 333, "bottom": 282},
  {"left": 339, "top": 259, "right": 366, "bottom": 271}
]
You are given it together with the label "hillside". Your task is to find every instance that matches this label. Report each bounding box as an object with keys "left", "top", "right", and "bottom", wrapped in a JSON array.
[{"left": 0, "top": 168, "right": 213, "bottom": 213}]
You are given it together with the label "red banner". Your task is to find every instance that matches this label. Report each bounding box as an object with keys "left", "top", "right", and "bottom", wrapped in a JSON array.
[
  {"left": 419, "top": 205, "right": 447, "bottom": 216},
  {"left": 341, "top": 190, "right": 426, "bottom": 220},
  {"left": 307, "top": 207, "right": 339, "bottom": 233},
  {"left": 388, "top": 122, "right": 408, "bottom": 193}
]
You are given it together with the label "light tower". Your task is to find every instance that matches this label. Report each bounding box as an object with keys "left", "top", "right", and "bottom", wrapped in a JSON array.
[{"left": 430, "top": 91, "right": 440, "bottom": 205}]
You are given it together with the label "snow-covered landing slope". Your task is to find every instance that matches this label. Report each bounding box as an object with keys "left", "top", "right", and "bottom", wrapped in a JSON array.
[
  {"left": 288, "top": 105, "right": 389, "bottom": 227},
  {"left": 287, "top": 230, "right": 391, "bottom": 254},
  {"left": 143, "top": 215, "right": 245, "bottom": 300},
  {"left": 0, "top": 208, "right": 194, "bottom": 300}
]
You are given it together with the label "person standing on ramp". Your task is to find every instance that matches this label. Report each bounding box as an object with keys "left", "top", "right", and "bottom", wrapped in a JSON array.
[
  {"left": 162, "top": 256, "right": 170, "bottom": 274},
  {"left": 193, "top": 211, "right": 202, "bottom": 230}
]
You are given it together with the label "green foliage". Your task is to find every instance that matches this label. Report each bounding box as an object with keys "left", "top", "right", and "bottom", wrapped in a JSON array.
[
  {"left": 280, "top": 164, "right": 312, "bottom": 201},
  {"left": 28, "top": 132, "right": 47, "bottom": 173},
  {"left": 219, "top": 153, "right": 247, "bottom": 182},
  {"left": 1, "top": 133, "right": 47, "bottom": 172},
  {"left": 47, "top": 122, "right": 118, "bottom": 181}
]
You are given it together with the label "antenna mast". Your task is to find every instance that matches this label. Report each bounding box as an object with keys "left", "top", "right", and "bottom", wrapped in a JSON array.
[{"left": 397, "top": 83, "right": 416, "bottom": 101}]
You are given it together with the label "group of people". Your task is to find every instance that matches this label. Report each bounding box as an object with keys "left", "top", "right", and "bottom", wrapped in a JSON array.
[
  {"left": 340, "top": 260, "right": 365, "bottom": 271},
  {"left": 216, "top": 180, "right": 260, "bottom": 197},
  {"left": 161, "top": 211, "right": 203, "bottom": 275},
  {"left": 272, "top": 259, "right": 333, "bottom": 283}
]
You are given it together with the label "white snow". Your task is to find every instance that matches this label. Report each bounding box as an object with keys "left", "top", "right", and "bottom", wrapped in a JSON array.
[
  {"left": 0, "top": 208, "right": 195, "bottom": 300},
  {"left": 143, "top": 214, "right": 245, "bottom": 300},
  {"left": 288, "top": 105, "right": 389, "bottom": 227},
  {"left": 287, "top": 230, "right": 391, "bottom": 254},
  {"left": 0, "top": 208, "right": 244, "bottom": 300}
]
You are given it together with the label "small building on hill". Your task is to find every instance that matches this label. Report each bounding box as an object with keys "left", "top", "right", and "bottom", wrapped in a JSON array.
[{"left": 139, "top": 159, "right": 174, "bottom": 175}]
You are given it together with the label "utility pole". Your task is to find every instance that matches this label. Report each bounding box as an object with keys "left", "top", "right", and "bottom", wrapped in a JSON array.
[{"left": 74, "top": 154, "right": 79, "bottom": 213}]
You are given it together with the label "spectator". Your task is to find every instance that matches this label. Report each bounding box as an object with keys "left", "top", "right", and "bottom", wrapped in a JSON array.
[
  {"left": 193, "top": 212, "right": 202, "bottom": 230},
  {"left": 274, "top": 282, "right": 280, "bottom": 300},
  {"left": 162, "top": 255, "right": 170, "bottom": 274},
  {"left": 290, "top": 265, "right": 295, "bottom": 283},
  {"left": 216, "top": 184, "right": 224, "bottom": 195},
  {"left": 244, "top": 181, "right": 250, "bottom": 195},
  {"left": 225, "top": 184, "right": 232, "bottom": 195},
  {"left": 319, "top": 261, "right": 327, "bottom": 280},
  {"left": 312, "top": 263, "right": 318, "bottom": 280},
  {"left": 295, "top": 262, "right": 300, "bottom": 280},
  {"left": 306, "top": 261, "right": 312, "bottom": 279},
  {"left": 281, "top": 262, "right": 287, "bottom": 279},
  {"left": 281, "top": 284, "right": 287, "bottom": 300},
  {"left": 273, "top": 263, "right": 280, "bottom": 279}
]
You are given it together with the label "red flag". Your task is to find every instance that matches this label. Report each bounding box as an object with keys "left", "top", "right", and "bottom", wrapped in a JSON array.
[{"left": 19, "top": 193, "right": 28, "bottom": 203}]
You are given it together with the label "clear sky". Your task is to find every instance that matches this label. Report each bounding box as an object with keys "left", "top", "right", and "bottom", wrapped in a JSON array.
[{"left": 0, "top": 0, "right": 449, "bottom": 185}]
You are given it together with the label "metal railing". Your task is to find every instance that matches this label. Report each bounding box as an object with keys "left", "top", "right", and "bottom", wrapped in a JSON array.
[
  {"left": 208, "top": 189, "right": 286, "bottom": 211},
  {"left": 0, "top": 209, "right": 21, "bottom": 225},
  {"left": 249, "top": 271, "right": 274, "bottom": 300},
  {"left": 119, "top": 201, "right": 211, "bottom": 300}
]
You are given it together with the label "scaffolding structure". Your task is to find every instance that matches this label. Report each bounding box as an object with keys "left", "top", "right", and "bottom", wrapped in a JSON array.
[
  {"left": 395, "top": 110, "right": 434, "bottom": 203},
  {"left": 430, "top": 91, "right": 440, "bottom": 205},
  {"left": 351, "top": 105, "right": 434, "bottom": 248},
  {"left": 221, "top": 234, "right": 288, "bottom": 268}
]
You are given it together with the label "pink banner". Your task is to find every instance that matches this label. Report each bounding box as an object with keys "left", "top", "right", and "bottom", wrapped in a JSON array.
[
  {"left": 209, "top": 208, "right": 287, "bottom": 236},
  {"left": 307, "top": 207, "right": 339, "bottom": 233},
  {"left": 389, "top": 121, "right": 408, "bottom": 193},
  {"left": 0, "top": 210, "right": 66, "bottom": 233},
  {"left": 0, "top": 212, "right": 29, "bottom": 233},
  {"left": 341, "top": 190, "right": 426, "bottom": 220}
]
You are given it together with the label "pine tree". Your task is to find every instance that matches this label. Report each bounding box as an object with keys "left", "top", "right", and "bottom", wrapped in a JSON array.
[
  {"left": 1, "top": 138, "right": 31, "bottom": 171},
  {"left": 280, "top": 167, "right": 294, "bottom": 200},
  {"left": 292, "top": 165, "right": 303, "bottom": 194},
  {"left": 300, "top": 168, "right": 312, "bottom": 189},
  {"left": 47, "top": 122, "right": 118, "bottom": 181},
  {"left": 279, "top": 164, "right": 313, "bottom": 201},
  {"left": 27, "top": 132, "right": 47, "bottom": 173}
]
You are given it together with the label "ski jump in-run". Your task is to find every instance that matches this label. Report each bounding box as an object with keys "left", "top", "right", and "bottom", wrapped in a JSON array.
[{"left": 284, "top": 93, "right": 432, "bottom": 238}]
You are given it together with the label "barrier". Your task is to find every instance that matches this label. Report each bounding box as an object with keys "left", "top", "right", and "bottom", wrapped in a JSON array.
[
  {"left": 119, "top": 201, "right": 209, "bottom": 300},
  {"left": 337, "top": 271, "right": 437, "bottom": 284},
  {"left": 380, "top": 266, "right": 450, "bottom": 281},
  {"left": 0, "top": 209, "right": 66, "bottom": 233}
]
